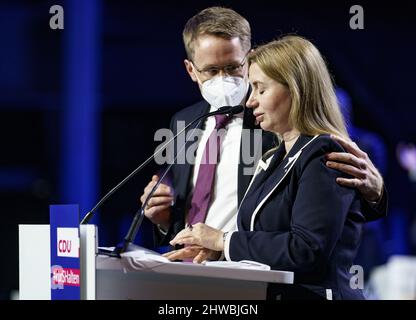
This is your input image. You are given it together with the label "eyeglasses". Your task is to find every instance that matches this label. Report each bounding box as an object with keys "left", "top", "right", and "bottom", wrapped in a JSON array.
[{"left": 191, "top": 56, "right": 247, "bottom": 79}]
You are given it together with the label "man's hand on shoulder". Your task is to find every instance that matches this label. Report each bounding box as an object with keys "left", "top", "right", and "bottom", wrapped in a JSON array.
[{"left": 326, "top": 135, "right": 383, "bottom": 202}]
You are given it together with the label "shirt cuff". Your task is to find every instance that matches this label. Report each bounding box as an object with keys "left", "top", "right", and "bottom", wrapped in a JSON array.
[
  {"left": 367, "top": 185, "right": 384, "bottom": 208},
  {"left": 224, "top": 231, "right": 235, "bottom": 261}
]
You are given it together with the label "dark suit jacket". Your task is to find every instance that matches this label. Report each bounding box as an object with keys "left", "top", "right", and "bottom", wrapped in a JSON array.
[
  {"left": 228, "top": 134, "right": 366, "bottom": 299},
  {"left": 155, "top": 100, "right": 388, "bottom": 247}
]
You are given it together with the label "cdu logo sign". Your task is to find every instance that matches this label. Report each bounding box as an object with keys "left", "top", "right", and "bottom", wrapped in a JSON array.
[
  {"left": 57, "top": 228, "right": 79, "bottom": 258},
  {"left": 50, "top": 204, "right": 80, "bottom": 299}
]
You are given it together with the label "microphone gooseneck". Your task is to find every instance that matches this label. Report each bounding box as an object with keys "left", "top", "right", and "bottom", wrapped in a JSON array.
[
  {"left": 80, "top": 105, "right": 243, "bottom": 257},
  {"left": 111, "top": 105, "right": 244, "bottom": 256},
  {"left": 80, "top": 105, "right": 243, "bottom": 225}
]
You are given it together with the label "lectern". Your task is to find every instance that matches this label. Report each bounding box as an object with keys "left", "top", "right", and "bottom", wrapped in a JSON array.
[{"left": 19, "top": 224, "right": 294, "bottom": 300}]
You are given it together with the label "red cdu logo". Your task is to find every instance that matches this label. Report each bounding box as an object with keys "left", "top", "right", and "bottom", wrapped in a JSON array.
[{"left": 57, "top": 228, "right": 79, "bottom": 258}]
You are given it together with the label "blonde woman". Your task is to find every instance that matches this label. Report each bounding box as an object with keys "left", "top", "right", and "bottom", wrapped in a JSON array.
[{"left": 166, "top": 35, "right": 371, "bottom": 300}]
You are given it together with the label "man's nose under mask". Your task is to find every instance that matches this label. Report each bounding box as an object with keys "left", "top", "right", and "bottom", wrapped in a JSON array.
[{"left": 199, "top": 75, "right": 249, "bottom": 110}]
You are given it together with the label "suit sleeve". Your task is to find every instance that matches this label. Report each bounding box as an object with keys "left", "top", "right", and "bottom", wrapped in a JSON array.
[
  {"left": 227, "top": 141, "right": 359, "bottom": 272},
  {"left": 360, "top": 184, "right": 388, "bottom": 222}
]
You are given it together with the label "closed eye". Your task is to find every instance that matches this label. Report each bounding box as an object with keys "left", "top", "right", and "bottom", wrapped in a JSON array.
[{"left": 205, "top": 68, "right": 220, "bottom": 77}]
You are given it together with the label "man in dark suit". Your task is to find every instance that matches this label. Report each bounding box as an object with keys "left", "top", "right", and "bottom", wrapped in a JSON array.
[{"left": 140, "top": 7, "right": 387, "bottom": 248}]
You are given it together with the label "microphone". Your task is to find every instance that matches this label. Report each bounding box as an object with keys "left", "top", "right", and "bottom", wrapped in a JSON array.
[
  {"left": 79, "top": 105, "right": 243, "bottom": 225},
  {"left": 100, "top": 104, "right": 244, "bottom": 257}
]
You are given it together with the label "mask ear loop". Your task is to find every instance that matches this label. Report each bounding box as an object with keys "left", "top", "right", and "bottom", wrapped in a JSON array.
[{"left": 190, "top": 61, "right": 205, "bottom": 86}]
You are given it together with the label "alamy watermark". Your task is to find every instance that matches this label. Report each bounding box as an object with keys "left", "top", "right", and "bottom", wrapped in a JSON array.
[
  {"left": 349, "top": 264, "right": 364, "bottom": 289},
  {"left": 153, "top": 122, "right": 264, "bottom": 176},
  {"left": 49, "top": 5, "right": 364, "bottom": 31},
  {"left": 349, "top": 5, "right": 364, "bottom": 30},
  {"left": 49, "top": 5, "right": 64, "bottom": 30},
  {"left": 51, "top": 265, "right": 64, "bottom": 289}
]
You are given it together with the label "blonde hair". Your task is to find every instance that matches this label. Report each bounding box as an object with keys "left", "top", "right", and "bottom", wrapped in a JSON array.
[
  {"left": 248, "top": 35, "right": 349, "bottom": 139},
  {"left": 183, "top": 7, "right": 251, "bottom": 60}
]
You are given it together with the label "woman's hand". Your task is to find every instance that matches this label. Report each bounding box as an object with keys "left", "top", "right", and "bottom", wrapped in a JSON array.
[
  {"left": 169, "top": 223, "right": 225, "bottom": 251},
  {"left": 163, "top": 245, "right": 222, "bottom": 263}
]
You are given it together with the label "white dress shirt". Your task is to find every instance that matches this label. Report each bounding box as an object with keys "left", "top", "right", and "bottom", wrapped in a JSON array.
[{"left": 187, "top": 106, "right": 243, "bottom": 232}]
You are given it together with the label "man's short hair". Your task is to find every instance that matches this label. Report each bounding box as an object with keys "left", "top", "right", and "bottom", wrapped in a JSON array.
[{"left": 183, "top": 7, "right": 251, "bottom": 60}]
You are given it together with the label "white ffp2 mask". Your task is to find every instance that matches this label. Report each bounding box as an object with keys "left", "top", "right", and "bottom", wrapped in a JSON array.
[{"left": 199, "top": 76, "right": 248, "bottom": 109}]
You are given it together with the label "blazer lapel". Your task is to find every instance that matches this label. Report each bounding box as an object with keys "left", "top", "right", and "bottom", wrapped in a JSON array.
[{"left": 248, "top": 135, "right": 319, "bottom": 230}]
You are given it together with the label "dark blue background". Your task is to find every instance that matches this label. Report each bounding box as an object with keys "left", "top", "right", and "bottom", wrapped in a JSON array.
[{"left": 0, "top": 0, "right": 415, "bottom": 298}]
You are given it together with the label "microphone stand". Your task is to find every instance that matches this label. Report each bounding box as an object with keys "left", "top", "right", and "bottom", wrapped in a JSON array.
[
  {"left": 80, "top": 106, "right": 239, "bottom": 225},
  {"left": 105, "top": 125, "right": 199, "bottom": 257},
  {"left": 82, "top": 105, "right": 244, "bottom": 257}
]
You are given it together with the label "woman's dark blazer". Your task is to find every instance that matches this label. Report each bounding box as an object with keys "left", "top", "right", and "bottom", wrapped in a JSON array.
[{"left": 227, "top": 134, "right": 366, "bottom": 299}]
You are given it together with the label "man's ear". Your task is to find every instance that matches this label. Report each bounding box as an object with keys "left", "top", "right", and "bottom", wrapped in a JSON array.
[{"left": 184, "top": 59, "right": 198, "bottom": 83}]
